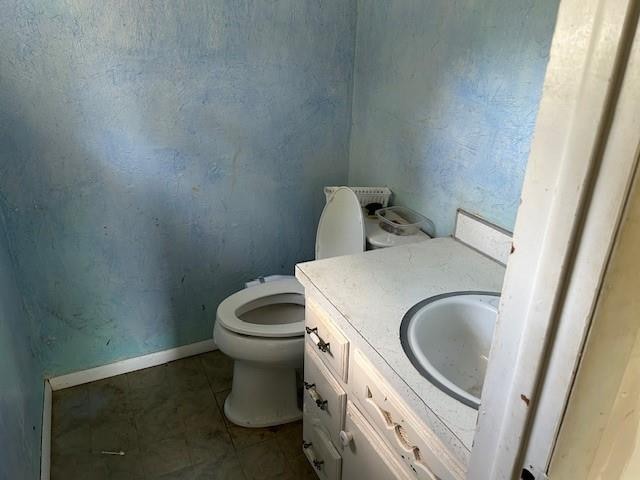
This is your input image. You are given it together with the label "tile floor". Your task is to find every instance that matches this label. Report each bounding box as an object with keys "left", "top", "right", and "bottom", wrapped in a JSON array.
[{"left": 51, "top": 351, "right": 316, "bottom": 480}]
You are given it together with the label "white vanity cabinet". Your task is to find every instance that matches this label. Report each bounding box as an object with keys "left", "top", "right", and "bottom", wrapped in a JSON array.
[
  {"left": 341, "top": 401, "right": 413, "bottom": 480},
  {"left": 301, "top": 293, "right": 465, "bottom": 480}
]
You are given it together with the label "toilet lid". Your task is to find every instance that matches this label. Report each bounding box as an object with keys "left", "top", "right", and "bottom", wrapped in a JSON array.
[
  {"left": 216, "top": 277, "right": 305, "bottom": 338},
  {"left": 316, "top": 187, "right": 365, "bottom": 260}
]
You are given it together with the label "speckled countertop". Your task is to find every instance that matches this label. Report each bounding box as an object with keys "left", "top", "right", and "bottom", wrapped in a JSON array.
[{"left": 295, "top": 237, "right": 505, "bottom": 463}]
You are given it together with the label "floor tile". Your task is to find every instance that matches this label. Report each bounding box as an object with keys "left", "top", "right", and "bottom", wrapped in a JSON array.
[
  {"left": 287, "top": 454, "right": 317, "bottom": 480},
  {"left": 127, "top": 381, "right": 174, "bottom": 415},
  {"left": 53, "top": 384, "right": 89, "bottom": 412},
  {"left": 155, "top": 452, "right": 246, "bottom": 480},
  {"left": 52, "top": 422, "right": 92, "bottom": 456},
  {"left": 51, "top": 453, "right": 110, "bottom": 480},
  {"left": 139, "top": 435, "right": 192, "bottom": 477},
  {"left": 167, "top": 356, "right": 210, "bottom": 392},
  {"left": 135, "top": 400, "right": 184, "bottom": 446},
  {"left": 274, "top": 421, "right": 303, "bottom": 458},
  {"left": 184, "top": 408, "right": 227, "bottom": 437},
  {"left": 185, "top": 423, "right": 234, "bottom": 466},
  {"left": 201, "top": 350, "right": 234, "bottom": 392},
  {"left": 90, "top": 416, "right": 138, "bottom": 454},
  {"left": 51, "top": 352, "right": 300, "bottom": 480},
  {"left": 127, "top": 364, "right": 169, "bottom": 390},
  {"left": 87, "top": 375, "right": 130, "bottom": 418},
  {"left": 237, "top": 439, "right": 290, "bottom": 480},
  {"left": 175, "top": 385, "right": 220, "bottom": 422},
  {"left": 101, "top": 450, "right": 146, "bottom": 480},
  {"left": 214, "top": 390, "right": 280, "bottom": 449},
  {"left": 52, "top": 385, "right": 91, "bottom": 437}
]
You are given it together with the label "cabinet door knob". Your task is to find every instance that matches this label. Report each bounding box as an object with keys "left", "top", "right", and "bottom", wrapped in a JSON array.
[{"left": 339, "top": 430, "right": 354, "bottom": 446}]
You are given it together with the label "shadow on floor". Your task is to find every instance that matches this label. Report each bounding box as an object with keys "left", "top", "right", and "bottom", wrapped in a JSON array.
[{"left": 51, "top": 351, "right": 315, "bottom": 480}]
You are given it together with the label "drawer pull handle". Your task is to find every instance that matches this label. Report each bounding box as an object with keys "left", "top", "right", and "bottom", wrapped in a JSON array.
[
  {"left": 304, "top": 380, "right": 329, "bottom": 411},
  {"left": 302, "top": 441, "right": 325, "bottom": 473},
  {"left": 412, "top": 445, "right": 439, "bottom": 479},
  {"left": 305, "top": 327, "right": 331, "bottom": 353},
  {"left": 394, "top": 424, "right": 416, "bottom": 452},
  {"left": 365, "top": 389, "right": 439, "bottom": 479}
]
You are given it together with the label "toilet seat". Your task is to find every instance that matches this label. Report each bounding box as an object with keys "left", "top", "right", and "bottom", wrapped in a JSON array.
[{"left": 216, "top": 277, "right": 305, "bottom": 338}]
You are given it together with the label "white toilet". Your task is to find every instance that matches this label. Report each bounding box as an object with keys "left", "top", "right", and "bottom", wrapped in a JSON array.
[{"left": 214, "top": 187, "right": 429, "bottom": 428}]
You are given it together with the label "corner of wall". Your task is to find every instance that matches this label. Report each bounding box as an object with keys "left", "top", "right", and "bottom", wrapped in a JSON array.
[
  {"left": 40, "top": 380, "right": 52, "bottom": 480},
  {"left": 346, "top": 0, "right": 361, "bottom": 183}
]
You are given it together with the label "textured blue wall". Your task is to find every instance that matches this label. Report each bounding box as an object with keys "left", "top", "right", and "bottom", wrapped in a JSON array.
[
  {"left": 349, "top": 0, "right": 559, "bottom": 235},
  {"left": 0, "top": 0, "right": 558, "bottom": 382},
  {"left": 0, "top": 1, "right": 356, "bottom": 376},
  {"left": 0, "top": 212, "right": 42, "bottom": 480}
]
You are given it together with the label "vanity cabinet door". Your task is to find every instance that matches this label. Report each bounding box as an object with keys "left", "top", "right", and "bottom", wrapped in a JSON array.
[
  {"left": 350, "top": 351, "right": 465, "bottom": 480},
  {"left": 341, "top": 402, "right": 412, "bottom": 480}
]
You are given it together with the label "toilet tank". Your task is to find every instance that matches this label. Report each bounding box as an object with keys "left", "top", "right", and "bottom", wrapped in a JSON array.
[
  {"left": 364, "top": 216, "right": 431, "bottom": 249},
  {"left": 320, "top": 186, "right": 432, "bottom": 254}
]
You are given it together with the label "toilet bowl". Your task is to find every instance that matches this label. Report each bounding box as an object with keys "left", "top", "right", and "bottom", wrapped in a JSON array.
[
  {"left": 214, "top": 187, "right": 430, "bottom": 428},
  {"left": 214, "top": 277, "right": 305, "bottom": 427}
]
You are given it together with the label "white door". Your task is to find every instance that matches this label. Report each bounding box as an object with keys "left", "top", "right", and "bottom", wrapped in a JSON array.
[
  {"left": 341, "top": 402, "right": 411, "bottom": 480},
  {"left": 548, "top": 168, "right": 640, "bottom": 478},
  {"left": 469, "top": 0, "right": 640, "bottom": 477}
]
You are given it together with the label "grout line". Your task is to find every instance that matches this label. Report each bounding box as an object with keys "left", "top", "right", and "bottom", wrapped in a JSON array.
[{"left": 200, "top": 357, "right": 238, "bottom": 451}]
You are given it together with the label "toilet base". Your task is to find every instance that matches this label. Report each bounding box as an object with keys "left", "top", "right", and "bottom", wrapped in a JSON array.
[{"left": 224, "top": 360, "right": 302, "bottom": 428}]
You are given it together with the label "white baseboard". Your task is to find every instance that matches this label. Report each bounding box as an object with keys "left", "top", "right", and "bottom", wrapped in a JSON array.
[
  {"left": 48, "top": 339, "right": 218, "bottom": 391},
  {"left": 41, "top": 380, "right": 52, "bottom": 480}
]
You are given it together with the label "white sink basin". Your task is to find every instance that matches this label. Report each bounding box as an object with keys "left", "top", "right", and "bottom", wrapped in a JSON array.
[{"left": 400, "top": 292, "right": 499, "bottom": 409}]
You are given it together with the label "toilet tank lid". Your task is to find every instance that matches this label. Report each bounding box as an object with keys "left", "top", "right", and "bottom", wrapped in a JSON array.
[
  {"left": 315, "top": 187, "right": 365, "bottom": 260},
  {"left": 364, "top": 216, "right": 431, "bottom": 248}
]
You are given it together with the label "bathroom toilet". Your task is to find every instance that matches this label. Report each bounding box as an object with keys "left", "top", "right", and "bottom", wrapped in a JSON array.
[
  {"left": 214, "top": 278, "right": 306, "bottom": 427},
  {"left": 214, "top": 187, "right": 429, "bottom": 428}
]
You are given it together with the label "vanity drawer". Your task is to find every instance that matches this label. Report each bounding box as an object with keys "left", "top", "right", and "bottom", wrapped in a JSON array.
[
  {"left": 305, "top": 298, "right": 349, "bottom": 382},
  {"left": 304, "top": 344, "right": 347, "bottom": 447},
  {"left": 303, "top": 417, "right": 342, "bottom": 480},
  {"left": 350, "top": 350, "right": 465, "bottom": 480}
]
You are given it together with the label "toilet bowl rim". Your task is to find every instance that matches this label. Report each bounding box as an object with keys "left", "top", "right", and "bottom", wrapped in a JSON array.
[
  {"left": 214, "top": 320, "right": 305, "bottom": 342},
  {"left": 216, "top": 277, "right": 305, "bottom": 338},
  {"left": 214, "top": 321, "right": 304, "bottom": 366}
]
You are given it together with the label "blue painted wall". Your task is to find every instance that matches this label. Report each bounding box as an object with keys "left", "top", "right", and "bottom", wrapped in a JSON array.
[
  {"left": 0, "top": 212, "right": 42, "bottom": 480},
  {"left": 0, "top": 0, "right": 558, "bottom": 383},
  {"left": 348, "top": 0, "right": 559, "bottom": 235},
  {"left": 0, "top": 0, "right": 356, "bottom": 376}
]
